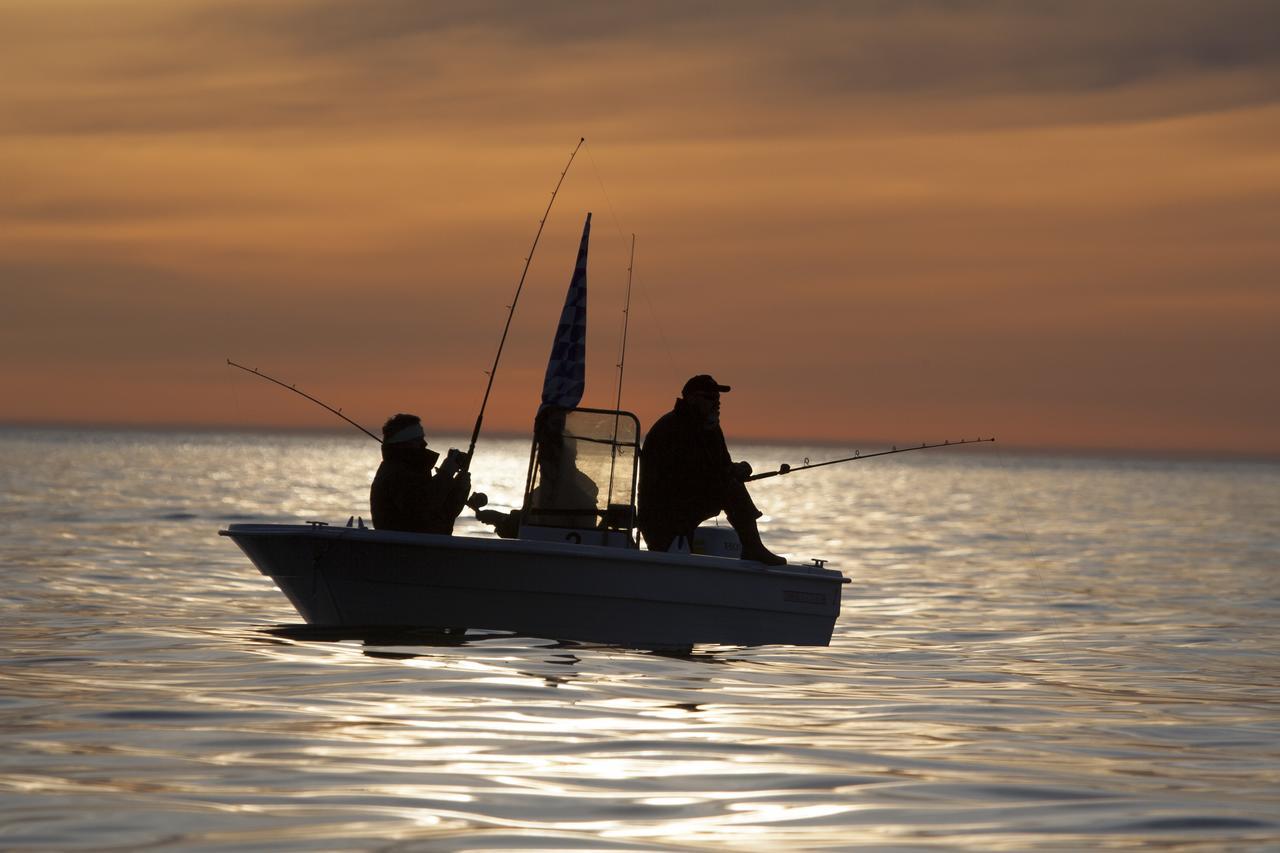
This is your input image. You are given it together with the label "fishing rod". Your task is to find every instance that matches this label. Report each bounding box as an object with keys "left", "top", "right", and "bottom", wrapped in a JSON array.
[
  {"left": 464, "top": 137, "right": 586, "bottom": 471},
  {"left": 226, "top": 359, "right": 382, "bottom": 443},
  {"left": 605, "top": 234, "right": 636, "bottom": 503},
  {"left": 746, "top": 437, "right": 995, "bottom": 482},
  {"left": 613, "top": 234, "right": 636, "bottom": 416}
]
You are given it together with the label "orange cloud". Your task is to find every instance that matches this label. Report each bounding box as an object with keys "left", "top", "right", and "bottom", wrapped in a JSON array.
[{"left": 2, "top": 1, "right": 1278, "bottom": 455}]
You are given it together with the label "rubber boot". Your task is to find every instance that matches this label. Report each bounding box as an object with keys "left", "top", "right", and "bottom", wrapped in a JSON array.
[{"left": 733, "top": 516, "right": 787, "bottom": 566}]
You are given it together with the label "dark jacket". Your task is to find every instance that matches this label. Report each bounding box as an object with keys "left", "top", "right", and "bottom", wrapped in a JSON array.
[
  {"left": 638, "top": 398, "right": 735, "bottom": 541},
  {"left": 370, "top": 445, "right": 470, "bottom": 534}
]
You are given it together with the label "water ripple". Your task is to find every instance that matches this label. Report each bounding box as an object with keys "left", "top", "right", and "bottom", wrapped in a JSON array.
[{"left": 1, "top": 429, "right": 1277, "bottom": 849}]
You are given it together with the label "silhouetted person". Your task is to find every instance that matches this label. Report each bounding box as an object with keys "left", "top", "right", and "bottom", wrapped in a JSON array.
[
  {"left": 638, "top": 375, "right": 786, "bottom": 565},
  {"left": 370, "top": 413, "right": 470, "bottom": 535},
  {"left": 525, "top": 405, "right": 599, "bottom": 528},
  {"left": 475, "top": 406, "right": 599, "bottom": 537}
]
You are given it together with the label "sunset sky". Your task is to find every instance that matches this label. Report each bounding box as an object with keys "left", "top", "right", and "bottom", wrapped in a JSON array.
[{"left": 2, "top": 1, "right": 1277, "bottom": 455}]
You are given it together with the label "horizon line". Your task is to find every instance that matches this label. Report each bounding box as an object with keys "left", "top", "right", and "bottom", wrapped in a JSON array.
[{"left": 2, "top": 418, "right": 1276, "bottom": 464}]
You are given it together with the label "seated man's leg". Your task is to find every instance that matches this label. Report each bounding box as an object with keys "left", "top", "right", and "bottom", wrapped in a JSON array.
[
  {"left": 641, "top": 522, "right": 698, "bottom": 553},
  {"left": 721, "top": 480, "right": 763, "bottom": 526},
  {"left": 722, "top": 481, "right": 786, "bottom": 565},
  {"left": 641, "top": 525, "right": 675, "bottom": 553}
]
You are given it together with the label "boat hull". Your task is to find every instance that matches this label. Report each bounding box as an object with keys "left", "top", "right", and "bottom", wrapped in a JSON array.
[{"left": 221, "top": 524, "right": 846, "bottom": 648}]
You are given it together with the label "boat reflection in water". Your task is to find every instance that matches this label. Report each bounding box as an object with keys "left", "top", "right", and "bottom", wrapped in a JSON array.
[{"left": 222, "top": 407, "right": 848, "bottom": 651}]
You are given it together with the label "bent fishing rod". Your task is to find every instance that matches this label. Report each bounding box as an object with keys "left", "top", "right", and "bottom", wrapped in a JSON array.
[
  {"left": 746, "top": 437, "right": 995, "bottom": 482},
  {"left": 463, "top": 137, "right": 586, "bottom": 471},
  {"left": 226, "top": 359, "right": 382, "bottom": 443}
]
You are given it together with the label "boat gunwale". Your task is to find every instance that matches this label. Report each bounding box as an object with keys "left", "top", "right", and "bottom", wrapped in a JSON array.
[{"left": 219, "top": 523, "right": 849, "bottom": 583}]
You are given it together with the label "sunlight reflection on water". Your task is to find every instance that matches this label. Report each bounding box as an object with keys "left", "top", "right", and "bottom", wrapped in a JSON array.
[{"left": 1, "top": 427, "right": 1278, "bottom": 850}]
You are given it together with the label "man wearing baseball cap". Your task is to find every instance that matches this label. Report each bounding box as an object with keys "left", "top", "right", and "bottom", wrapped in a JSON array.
[
  {"left": 637, "top": 375, "right": 786, "bottom": 565},
  {"left": 370, "top": 413, "right": 471, "bottom": 534}
]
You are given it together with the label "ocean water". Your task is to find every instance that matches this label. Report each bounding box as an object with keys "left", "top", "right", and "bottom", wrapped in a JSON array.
[{"left": 1, "top": 426, "right": 1277, "bottom": 851}]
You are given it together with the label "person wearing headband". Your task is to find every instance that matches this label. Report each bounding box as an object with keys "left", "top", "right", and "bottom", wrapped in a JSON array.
[
  {"left": 370, "top": 413, "right": 471, "bottom": 534},
  {"left": 637, "top": 375, "right": 785, "bottom": 565}
]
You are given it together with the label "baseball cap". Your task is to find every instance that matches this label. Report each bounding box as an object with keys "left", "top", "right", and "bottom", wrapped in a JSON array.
[{"left": 682, "top": 374, "right": 731, "bottom": 396}]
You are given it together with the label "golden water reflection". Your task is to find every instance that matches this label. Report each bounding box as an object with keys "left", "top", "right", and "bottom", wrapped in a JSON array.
[{"left": 2, "top": 430, "right": 1278, "bottom": 849}]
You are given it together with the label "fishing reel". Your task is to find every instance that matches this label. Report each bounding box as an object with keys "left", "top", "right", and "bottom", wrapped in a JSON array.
[{"left": 439, "top": 447, "right": 469, "bottom": 477}]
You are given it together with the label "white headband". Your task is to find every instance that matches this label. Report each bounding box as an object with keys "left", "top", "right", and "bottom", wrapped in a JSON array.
[{"left": 386, "top": 423, "right": 425, "bottom": 444}]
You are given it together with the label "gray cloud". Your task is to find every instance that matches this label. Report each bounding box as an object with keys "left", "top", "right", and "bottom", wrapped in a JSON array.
[
  {"left": 785, "top": 2, "right": 1280, "bottom": 93},
  {"left": 205, "top": 0, "right": 1280, "bottom": 94},
  {"left": 4, "top": 1, "right": 1277, "bottom": 139}
]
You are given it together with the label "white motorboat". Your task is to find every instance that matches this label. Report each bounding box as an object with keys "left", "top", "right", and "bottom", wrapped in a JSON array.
[
  {"left": 221, "top": 407, "right": 848, "bottom": 649},
  {"left": 223, "top": 200, "right": 848, "bottom": 649},
  {"left": 220, "top": 522, "right": 846, "bottom": 649}
]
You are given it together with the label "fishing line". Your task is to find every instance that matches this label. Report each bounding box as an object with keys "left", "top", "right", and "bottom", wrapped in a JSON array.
[
  {"left": 635, "top": 273, "right": 678, "bottom": 378},
  {"left": 585, "top": 143, "right": 629, "bottom": 246},
  {"left": 988, "top": 441, "right": 1068, "bottom": 634},
  {"left": 991, "top": 444, "right": 1056, "bottom": 574},
  {"left": 583, "top": 141, "right": 677, "bottom": 379},
  {"left": 229, "top": 371, "right": 244, "bottom": 430},
  {"left": 584, "top": 142, "right": 648, "bottom": 402}
]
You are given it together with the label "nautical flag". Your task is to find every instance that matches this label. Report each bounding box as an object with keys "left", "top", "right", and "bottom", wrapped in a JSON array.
[{"left": 540, "top": 212, "right": 590, "bottom": 411}]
